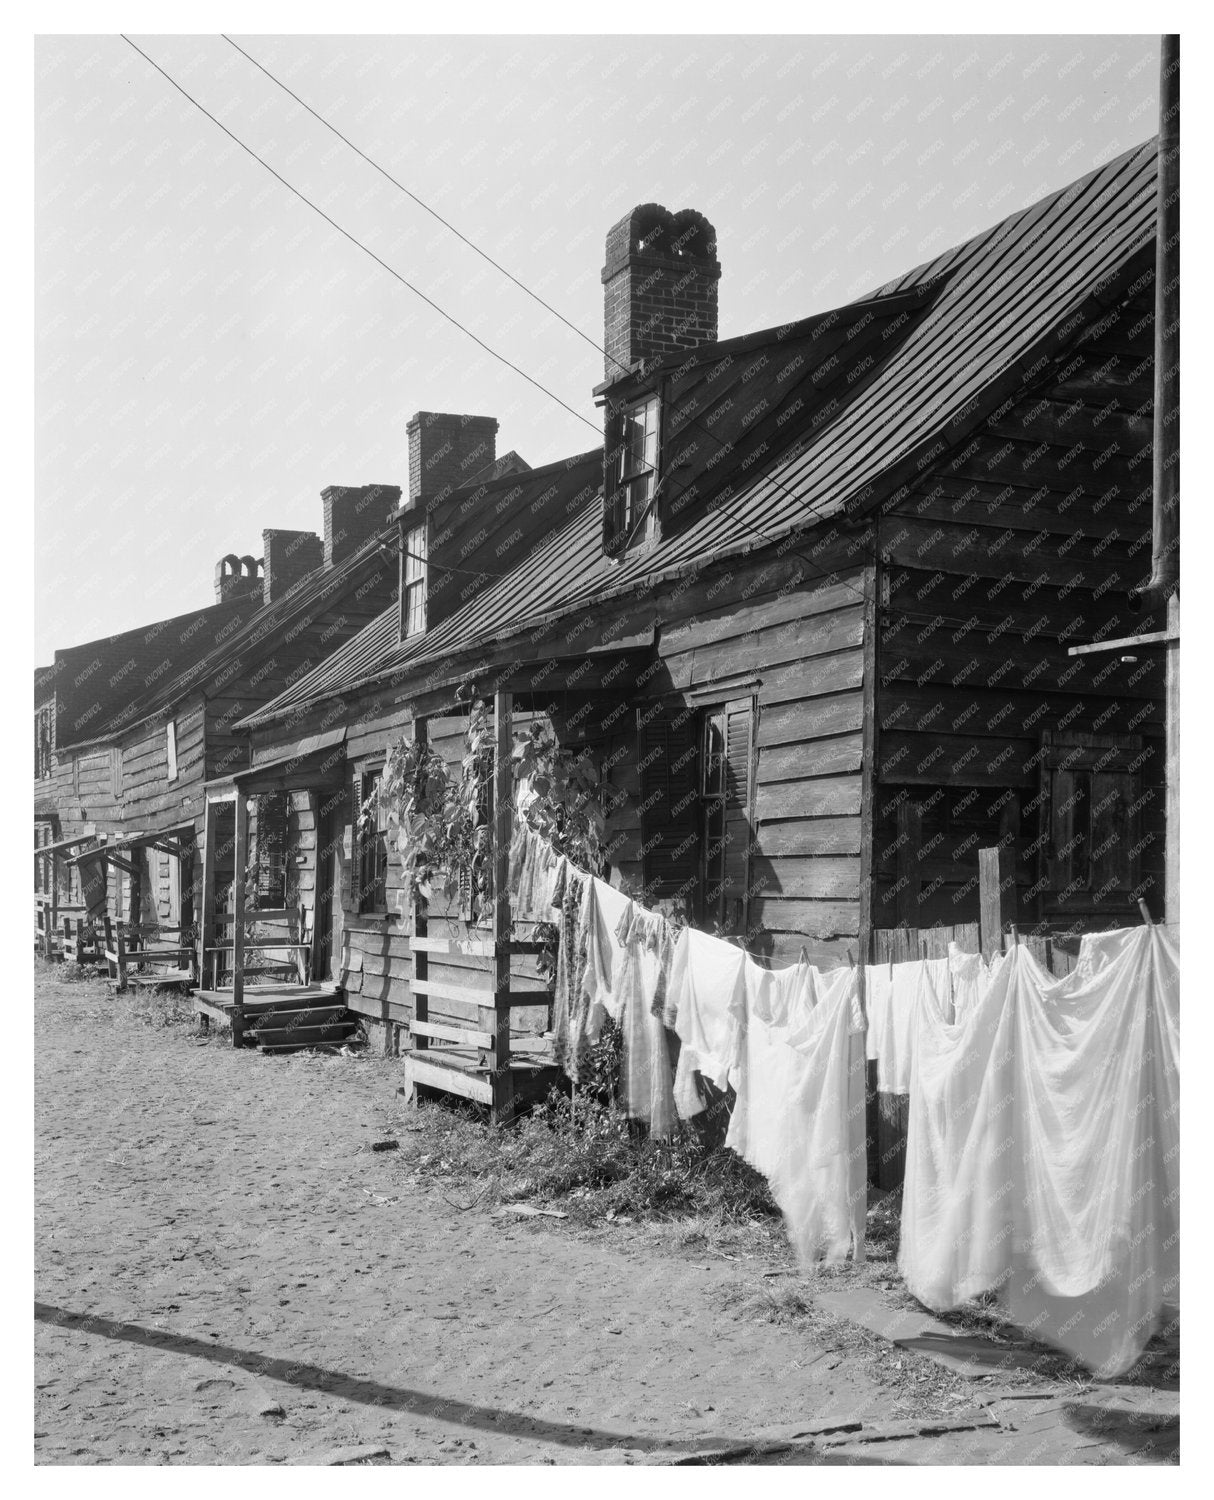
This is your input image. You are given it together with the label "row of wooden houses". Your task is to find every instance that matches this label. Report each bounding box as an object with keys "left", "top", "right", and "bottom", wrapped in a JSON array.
[{"left": 36, "top": 134, "right": 1178, "bottom": 1121}]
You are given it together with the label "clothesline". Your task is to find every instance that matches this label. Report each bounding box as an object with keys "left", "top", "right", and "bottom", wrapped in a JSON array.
[{"left": 509, "top": 816, "right": 869, "bottom": 1267}]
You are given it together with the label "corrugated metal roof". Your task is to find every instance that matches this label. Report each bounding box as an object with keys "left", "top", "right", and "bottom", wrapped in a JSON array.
[{"left": 244, "top": 141, "right": 1157, "bottom": 728}]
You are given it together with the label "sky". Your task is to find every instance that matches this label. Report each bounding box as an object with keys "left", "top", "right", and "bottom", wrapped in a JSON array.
[{"left": 34, "top": 31, "right": 1160, "bottom": 661}]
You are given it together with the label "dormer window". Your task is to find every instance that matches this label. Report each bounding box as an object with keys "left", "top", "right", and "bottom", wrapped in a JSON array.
[
  {"left": 605, "top": 393, "right": 660, "bottom": 554},
  {"left": 402, "top": 522, "right": 427, "bottom": 638}
]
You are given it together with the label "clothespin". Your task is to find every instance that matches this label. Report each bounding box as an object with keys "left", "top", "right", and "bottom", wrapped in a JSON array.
[
  {"left": 1009, "top": 924, "right": 1019, "bottom": 948},
  {"left": 847, "top": 947, "right": 855, "bottom": 969},
  {"left": 1137, "top": 897, "right": 1155, "bottom": 928},
  {"left": 797, "top": 944, "right": 810, "bottom": 968}
]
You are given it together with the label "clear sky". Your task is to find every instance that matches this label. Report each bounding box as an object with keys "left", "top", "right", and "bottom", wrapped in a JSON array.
[{"left": 34, "top": 31, "right": 1160, "bottom": 660}]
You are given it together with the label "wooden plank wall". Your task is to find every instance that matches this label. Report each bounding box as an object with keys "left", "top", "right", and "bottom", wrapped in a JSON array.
[
  {"left": 872, "top": 278, "right": 1167, "bottom": 933},
  {"left": 635, "top": 548, "right": 870, "bottom": 966}
]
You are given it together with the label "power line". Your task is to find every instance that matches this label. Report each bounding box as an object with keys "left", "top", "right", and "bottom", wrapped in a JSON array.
[
  {"left": 132, "top": 35, "right": 873, "bottom": 606},
  {"left": 222, "top": 34, "right": 611, "bottom": 372},
  {"left": 217, "top": 34, "right": 874, "bottom": 600},
  {"left": 121, "top": 34, "right": 600, "bottom": 439}
]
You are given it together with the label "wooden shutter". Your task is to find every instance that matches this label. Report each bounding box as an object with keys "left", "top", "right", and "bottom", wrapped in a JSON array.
[
  {"left": 721, "top": 698, "right": 755, "bottom": 932},
  {"left": 638, "top": 704, "right": 700, "bottom": 911},
  {"left": 255, "top": 793, "right": 289, "bottom": 907},
  {"left": 1038, "top": 732, "right": 1143, "bottom": 914}
]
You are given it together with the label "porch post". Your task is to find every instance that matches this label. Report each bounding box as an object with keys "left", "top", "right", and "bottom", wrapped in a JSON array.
[
  {"left": 412, "top": 718, "right": 429, "bottom": 1060},
  {"left": 491, "top": 689, "right": 514, "bottom": 1124},
  {"left": 199, "top": 798, "right": 218, "bottom": 981},
  {"left": 232, "top": 792, "right": 249, "bottom": 1047}
]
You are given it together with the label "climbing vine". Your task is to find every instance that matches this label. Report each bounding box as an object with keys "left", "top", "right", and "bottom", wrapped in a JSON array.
[{"left": 373, "top": 705, "right": 609, "bottom": 926}]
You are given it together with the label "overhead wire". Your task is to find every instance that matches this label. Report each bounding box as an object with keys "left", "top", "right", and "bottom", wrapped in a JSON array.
[
  {"left": 129, "top": 34, "right": 878, "bottom": 605},
  {"left": 216, "top": 35, "right": 880, "bottom": 600},
  {"left": 121, "top": 34, "right": 601, "bottom": 441}
]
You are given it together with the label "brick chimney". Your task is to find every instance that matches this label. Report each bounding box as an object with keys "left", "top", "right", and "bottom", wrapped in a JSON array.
[
  {"left": 406, "top": 412, "right": 499, "bottom": 503},
  {"left": 262, "top": 528, "right": 323, "bottom": 603},
  {"left": 602, "top": 205, "right": 720, "bottom": 380},
  {"left": 214, "top": 554, "right": 263, "bottom": 604},
  {"left": 322, "top": 484, "right": 401, "bottom": 568}
]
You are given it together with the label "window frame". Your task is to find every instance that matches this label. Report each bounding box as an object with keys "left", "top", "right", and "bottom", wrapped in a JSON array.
[
  {"left": 35, "top": 705, "right": 53, "bottom": 781},
  {"left": 166, "top": 720, "right": 178, "bottom": 782},
  {"left": 356, "top": 764, "right": 390, "bottom": 917},
  {"left": 401, "top": 520, "right": 428, "bottom": 639},
  {"left": 253, "top": 791, "right": 291, "bottom": 909},
  {"left": 605, "top": 392, "right": 661, "bottom": 555},
  {"left": 696, "top": 697, "right": 756, "bottom": 935}
]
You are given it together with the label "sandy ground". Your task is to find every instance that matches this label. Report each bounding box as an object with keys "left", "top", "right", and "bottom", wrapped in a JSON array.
[
  {"left": 34, "top": 965, "right": 1179, "bottom": 1466},
  {"left": 34, "top": 966, "right": 899, "bottom": 1465}
]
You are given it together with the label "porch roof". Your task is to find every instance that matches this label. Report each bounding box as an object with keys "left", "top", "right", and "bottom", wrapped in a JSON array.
[{"left": 209, "top": 727, "right": 348, "bottom": 797}]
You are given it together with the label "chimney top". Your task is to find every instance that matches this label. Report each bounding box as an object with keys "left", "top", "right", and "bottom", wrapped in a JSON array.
[
  {"left": 601, "top": 204, "right": 720, "bottom": 382},
  {"left": 406, "top": 411, "right": 499, "bottom": 505},
  {"left": 214, "top": 553, "right": 263, "bottom": 605}
]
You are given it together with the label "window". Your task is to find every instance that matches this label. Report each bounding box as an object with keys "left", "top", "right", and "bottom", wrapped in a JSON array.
[
  {"left": 166, "top": 720, "right": 178, "bottom": 782},
  {"left": 698, "top": 700, "right": 755, "bottom": 933},
  {"left": 356, "top": 768, "right": 388, "bottom": 915},
  {"left": 35, "top": 821, "right": 54, "bottom": 894},
  {"left": 401, "top": 522, "right": 427, "bottom": 638},
  {"left": 253, "top": 792, "right": 290, "bottom": 908},
  {"left": 1038, "top": 731, "right": 1145, "bottom": 914},
  {"left": 605, "top": 394, "right": 660, "bottom": 553},
  {"left": 34, "top": 705, "right": 53, "bottom": 780},
  {"left": 637, "top": 697, "right": 755, "bottom": 931}
]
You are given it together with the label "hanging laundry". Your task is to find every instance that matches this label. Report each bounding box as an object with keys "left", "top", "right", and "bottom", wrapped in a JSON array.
[
  {"left": 508, "top": 824, "right": 560, "bottom": 924},
  {"left": 614, "top": 903, "right": 677, "bottom": 1140},
  {"left": 946, "top": 943, "right": 1007, "bottom": 1027},
  {"left": 578, "top": 875, "right": 634, "bottom": 1025},
  {"left": 665, "top": 927, "right": 747, "bottom": 1119},
  {"left": 726, "top": 961, "right": 867, "bottom": 1266},
  {"left": 900, "top": 926, "right": 1179, "bottom": 1377},
  {"left": 549, "top": 860, "right": 592, "bottom": 1082},
  {"left": 864, "top": 956, "right": 948, "bottom": 1094}
]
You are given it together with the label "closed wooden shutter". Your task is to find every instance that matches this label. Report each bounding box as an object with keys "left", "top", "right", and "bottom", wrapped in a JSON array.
[
  {"left": 255, "top": 793, "right": 290, "bottom": 907},
  {"left": 700, "top": 697, "right": 755, "bottom": 934},
  {"left": 638, "top": 704, "right": 700, "bottom": 911},
  {"left": 1039, "top": 732, "right": 1143, "bottom": 914}
]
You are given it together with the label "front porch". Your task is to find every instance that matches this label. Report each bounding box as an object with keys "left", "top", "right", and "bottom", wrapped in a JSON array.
[{"left": 199, "top": 728, "right": 353, "bottom": 1052}]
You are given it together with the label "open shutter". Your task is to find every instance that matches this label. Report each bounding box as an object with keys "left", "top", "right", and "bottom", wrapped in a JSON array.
[
  {"left": 638, "top": 704, "right": 700, "bottom": 911},
  {"left": 722, "top": 697, "right": 755, "bottom": 934}
]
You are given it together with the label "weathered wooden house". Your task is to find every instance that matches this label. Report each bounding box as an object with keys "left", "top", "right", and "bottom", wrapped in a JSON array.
[
  {"left": 229, "top": 142, "right": 1166, "bottom": 1108},
  {"left": 35, "top": 480, "right": 410, "bottom": 952}
]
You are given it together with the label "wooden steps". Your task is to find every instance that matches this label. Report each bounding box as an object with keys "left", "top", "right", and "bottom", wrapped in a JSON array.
[
  {"left": 192, "top": 983, "right": 357, "bottom": 1054},
  {"left": 404, "top": 1036, "right": 559, "bottom": 1118},
  {"left": 127, "top": 969, "right": 193, "bottom": 988}
]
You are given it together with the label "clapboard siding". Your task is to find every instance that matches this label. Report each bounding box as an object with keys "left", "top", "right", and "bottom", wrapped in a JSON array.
[
  {"left": 121, "top": 703, "right": 206, "bottom": 826},
  {"left": 871, "top": 276, "right": 1167, "bottom": 931}
]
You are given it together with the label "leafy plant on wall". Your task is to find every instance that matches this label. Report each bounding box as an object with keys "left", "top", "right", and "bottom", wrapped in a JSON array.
[
  {"left": 373, "top": 700, "right": 495, "bottom": 918},
  {"left": 375, "top": 706, "right": 608, "bottom": 944}
]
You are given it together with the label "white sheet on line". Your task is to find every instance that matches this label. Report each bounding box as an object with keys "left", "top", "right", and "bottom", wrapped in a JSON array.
[
  {"left": 864, "top": 956, "right": 949, "bottom": 1094},
  {"left": 727, "top": 961, "right": 867, "bottom": 1266},
  {"left": 899, "top": 926, "right": 1180, "bottom": 1377}
]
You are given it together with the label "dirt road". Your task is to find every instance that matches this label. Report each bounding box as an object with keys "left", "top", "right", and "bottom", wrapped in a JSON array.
[
  {"left": 34, "top": 967, "right": 1178, "bottom": 1465},
  {"left": 35, "top": 968, "right": 899, "bottom": 1465}
]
